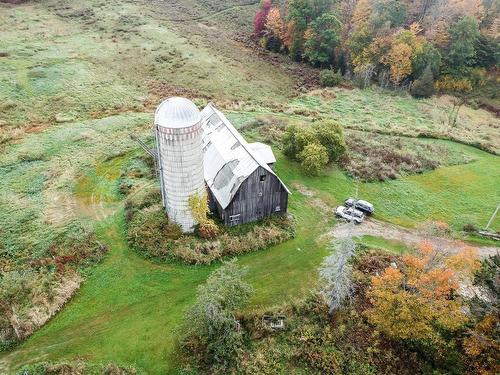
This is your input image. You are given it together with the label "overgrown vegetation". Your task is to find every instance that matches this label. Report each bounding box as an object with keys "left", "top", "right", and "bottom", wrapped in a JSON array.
[
  {"left": 16, "top": 361, "right": 137, "bottom": 375},
  {"left": 183, "top": 235, "right": 498, "bottom": 374},
  {"left": 125, "top": 186, "right": 295, "bottom": 265}
]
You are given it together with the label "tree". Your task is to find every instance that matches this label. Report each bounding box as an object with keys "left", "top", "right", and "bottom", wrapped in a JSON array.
[
  {"left": 303, "top": 12, "right": 341, "bottom": 66},
  {"left": 299, "top": 143, "right": 329, "bottom": 176},
  {"left": 266, "top": 7, "right": 286, "bottom": 42},
  {"left": 311, "top": 119, "right": 346, "bottom": 162},
  {"left": 183, "top": 260, "right": 253, "bottom": 368},
  {"left": 381, "top": 42, "right": 414, "bottom": 84},
  {"left": 410, "top": 65, "right": 435, "bottom": 98},
  {"left": 319, "top": 236, "right": 357, "bottom": 313},
  {"left": 411, "top": 41, "right": 442, "bottom": 78},
  {"left": 366, "top": 242, "right": 479, "bottom": 344},
  {"left": 447, "top": 16, "right": 480, "bottom": 73},
  {"left": 254, "top": 0, "right": 272, "bottom": 37}
]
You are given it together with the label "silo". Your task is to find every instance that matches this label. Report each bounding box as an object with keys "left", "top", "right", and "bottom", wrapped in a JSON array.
[{"left": 154, "top": 97, "right": 205, "bottom": 233}]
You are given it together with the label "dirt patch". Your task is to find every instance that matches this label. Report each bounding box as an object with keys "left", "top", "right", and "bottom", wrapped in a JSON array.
[
  {"left": 331, "top": 218, "right": 499, "bottom": 258},
  {"left": 291, "top": 182, "right": 315, "bottom": 197}
]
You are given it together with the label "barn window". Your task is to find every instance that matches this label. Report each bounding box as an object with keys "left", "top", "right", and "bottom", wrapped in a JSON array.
[
  {"left": 275, "top": 205, "right": 281, "bottom": 212},
  {"left": 229, "top": 214, "right": 241, "bottom": 223},
  {"left": 260, "top": 175, "right": 266, "bottom": 182}
]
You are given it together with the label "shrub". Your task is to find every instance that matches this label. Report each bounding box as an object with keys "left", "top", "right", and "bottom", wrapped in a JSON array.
[
  {"left": 282, "top": 120, "right": 346, "bottom": 176},
  {"left": 462, "top": 223, "right": 477, "bottom": 233},
  {"left": 319, "top": 69, "right": 342, "bottom": 87},
  {"left": 198, "top": 220, "right": 220, "bottom": 239},
  {"left": 410, "top": 65, "right": 435, "bottom": 98},
  {"left": 299, "top": 143, "right": 329, "bottom": 176},
  {"left": 282, "top": 124, "right": 316, "bottom": 160}
]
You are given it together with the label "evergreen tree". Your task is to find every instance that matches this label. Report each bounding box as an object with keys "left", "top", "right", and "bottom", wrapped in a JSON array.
[{"left": 410, "top": 65, "right": 435, "bottom": 98}]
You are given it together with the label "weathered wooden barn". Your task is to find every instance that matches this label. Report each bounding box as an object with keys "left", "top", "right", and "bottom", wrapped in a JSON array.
[{"left": 200, "top": 104, "right": 290, "bottom": 226}]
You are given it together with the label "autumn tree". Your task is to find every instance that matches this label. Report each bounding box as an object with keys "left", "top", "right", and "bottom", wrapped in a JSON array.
[
  {"left": 254, "top": 0, "right": 272, "bottom": 37},
  {"left": 188, "top": 192, "right": 220, "bottom": 239},
  {"left": 366, "top": 242, "right": 480, "bottom": 344},
  {"left": 266, "top": 7, "right": 286, "bottom": 42},
  {"left": 381, "top": 42, "right": 413, "bottom": 84}
]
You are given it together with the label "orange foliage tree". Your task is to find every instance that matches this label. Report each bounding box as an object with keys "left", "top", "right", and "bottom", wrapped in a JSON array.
[
  {"left": 366, "top": 242, "right": 480, "bottom": 344},
  {"left": 381, "top": 42, "right": 414, "bottom": 84},
  {"left": 266, "top": 7, "right": 286, "bottom": 42}
]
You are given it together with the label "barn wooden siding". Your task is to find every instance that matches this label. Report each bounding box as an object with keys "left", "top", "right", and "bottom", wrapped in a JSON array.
[{"left": 212, "top": 166, "right": 288, "bottom": 226}]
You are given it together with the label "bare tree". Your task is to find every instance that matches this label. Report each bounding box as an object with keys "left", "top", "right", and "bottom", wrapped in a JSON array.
[{"left": 318, "top": 235, "right": 357, "bottom": 313}]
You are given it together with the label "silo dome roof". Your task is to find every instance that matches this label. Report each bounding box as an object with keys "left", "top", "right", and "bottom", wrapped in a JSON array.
[{"left": 155, "top": 97, "right": 201, "bottom": 128}]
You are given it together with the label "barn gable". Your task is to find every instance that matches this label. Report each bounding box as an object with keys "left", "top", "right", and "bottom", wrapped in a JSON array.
[{"left": 200, "top": 104, "right": 290, "bottom": 211}]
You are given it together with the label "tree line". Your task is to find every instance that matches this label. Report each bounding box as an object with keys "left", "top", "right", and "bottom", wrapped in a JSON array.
[{"left": 254, "top": 0, "right": 499, "bottom": 97}]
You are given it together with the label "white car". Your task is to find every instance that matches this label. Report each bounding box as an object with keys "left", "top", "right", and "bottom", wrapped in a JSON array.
[
  {"left": 335, "top": 205, "right": 364, "bottom": 224},
  {"left": 344, "top": 198, "right": 374, "bottom": 215}
]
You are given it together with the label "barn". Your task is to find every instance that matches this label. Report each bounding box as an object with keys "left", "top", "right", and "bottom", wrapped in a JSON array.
[{"left": 200, "top": 104, "right": 290, "bottom": 226}]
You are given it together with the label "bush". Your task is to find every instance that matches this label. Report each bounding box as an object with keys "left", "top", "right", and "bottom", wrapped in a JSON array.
[
  {"left": 299, "top": 143, "right": 329, "bottom": 176},
  {"left": 282, "top": 124, "right": 316, "bottom": 160},
  {"left": 462, "top": 223, "right": 477, "bottom": 233},
  {"left": 198, "top": 220, "right": 220, "bottom": 239},
  {"left": 282, "top": 120, "right": 346, "bottom": 176},
  {"left": 410, "top": 65, "right": 435, "bottom": 98},
  {"left": 319, "top": 69, "right": 342, "bottom": 87}
]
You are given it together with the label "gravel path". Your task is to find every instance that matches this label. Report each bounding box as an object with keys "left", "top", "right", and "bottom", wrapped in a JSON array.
[{"left": 331, "top": 218, "right": 499, "bottom": 258}]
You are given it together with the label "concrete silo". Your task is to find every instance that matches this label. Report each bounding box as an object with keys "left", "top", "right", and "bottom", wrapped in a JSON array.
[{"left": 154, "top": 97, "right": 205, "bottom": 233}]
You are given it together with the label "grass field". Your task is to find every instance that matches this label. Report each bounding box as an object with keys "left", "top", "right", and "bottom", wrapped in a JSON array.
[{"left": 0, "top": 0, "right": 499, "bottom": 373}]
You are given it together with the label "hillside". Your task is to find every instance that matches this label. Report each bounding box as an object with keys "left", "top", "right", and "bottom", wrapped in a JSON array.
[{"left": 0, "top": 0, "right": 499, "bottom": 374}]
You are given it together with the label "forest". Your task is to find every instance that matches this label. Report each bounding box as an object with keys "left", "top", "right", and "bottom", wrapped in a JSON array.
[{"left": 254, "top": 0, "right": 499, "bottom": 102}]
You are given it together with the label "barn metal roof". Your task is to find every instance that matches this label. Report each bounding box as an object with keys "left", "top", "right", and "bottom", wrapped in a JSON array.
[
  {"left": 248, "top": 142, "right": 276, "bottom": 165},
  {"left": 155, "top": 97, "right": 201, "bottom": 128},
  {"left": 201, "top": 104, "right": 290, "bottom": 209}
]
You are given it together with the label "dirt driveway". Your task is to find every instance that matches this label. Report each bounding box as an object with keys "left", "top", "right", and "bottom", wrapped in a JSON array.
[{"left": 331, "top": 218, "right": 499, "bottom": 258}]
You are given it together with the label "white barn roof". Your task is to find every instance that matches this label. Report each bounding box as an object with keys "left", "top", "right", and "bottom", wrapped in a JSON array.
[
  {"left": 200, "top": 104, "right": 290, "bottom": 209},
  {"left": 248, "top": 142, "right": 276, "bottom": 165}
]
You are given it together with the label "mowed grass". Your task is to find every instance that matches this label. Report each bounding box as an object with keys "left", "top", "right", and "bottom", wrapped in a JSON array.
[{"left": 2, "top": 167, "right": 330, "bottom": 374}]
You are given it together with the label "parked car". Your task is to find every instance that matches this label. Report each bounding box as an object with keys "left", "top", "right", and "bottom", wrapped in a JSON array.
[
  {"left": 335, "top": 205, "right": 364, "bottom": 224},
  {"left": 344, "top": 198, "right": 374, "bottom": 215}
]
